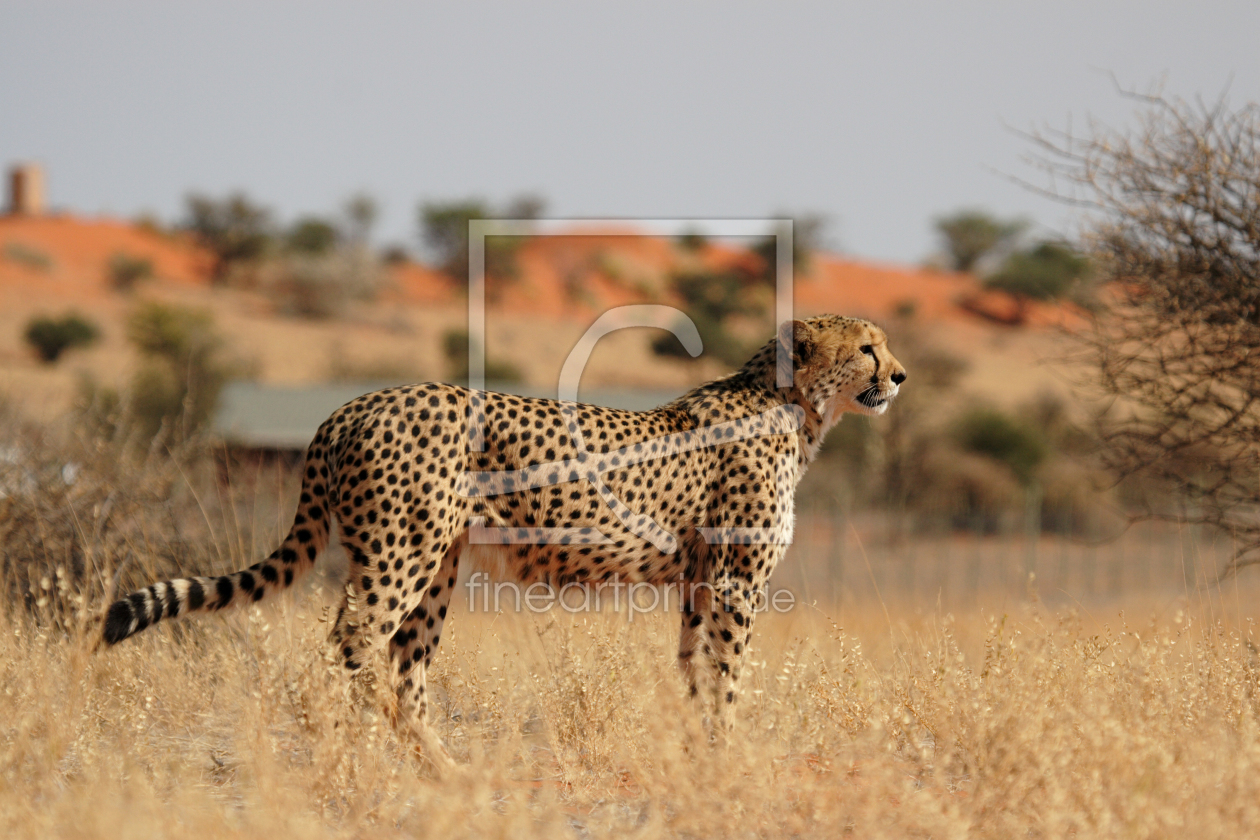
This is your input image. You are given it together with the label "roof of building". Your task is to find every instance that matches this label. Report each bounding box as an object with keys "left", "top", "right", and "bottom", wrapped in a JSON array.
[{"left": 212, "top": 380, "right": 688, "bottom": 451}]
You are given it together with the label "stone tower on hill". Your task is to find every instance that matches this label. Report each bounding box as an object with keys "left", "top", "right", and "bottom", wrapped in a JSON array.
[{"left": 7, "top": 163, "right": 46, "bottom": 216}]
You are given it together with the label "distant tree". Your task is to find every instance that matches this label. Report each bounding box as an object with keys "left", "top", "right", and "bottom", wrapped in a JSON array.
[
  {"left": 24, "top": 313, "right": 99, "bottom": 363},
  {"left": 676, "top": 228, "right": 709, "bottom": 252},
  {"left": 420, "top": 199, "right": 490, "bottom": 279},
  {"left": 651, "top": 270, "right": 767, "bottom": 367},
  {"left": 380, "top": 245, "right": 410, "bottom": 265},
  {"left": 266, "top": 249, "right": 384, "bottom": 320},
  {"left": 1030, "top": 89, "right": 1260, "bottom": 569},
  {"left": 286, "top": 217, "right": 339, "bottom": 255},
  {"left": 934, "top": 210, "right": 1026, "bottom": 273},
  {"left": 985, "top": 240, "right": 1091, "bottom": 320},
  {"left": 131, "top": 212, "right": 168, "bottom": 237},
  {"left": 418, "top": 196, "right": 536, "bottom": 285},
  {"left": 343, "top": 193, "right": 379, "bottom": 244},
  {"left": 182, "top": 192, "right": 274, "bottom": 279},
  {"left": 751, "top": 214, "right": 828, "bottom": 277},
  {"left": 503, "top": 193, "right": 546, "bottom": 222}
]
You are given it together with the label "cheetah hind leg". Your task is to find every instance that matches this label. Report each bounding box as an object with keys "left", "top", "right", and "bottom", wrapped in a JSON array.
[
  {"left": 325, "top": 580, "right": 456, "bottom": 773},
  {"left": 323, "top": 568, "right": 450, "bottom": 776},
  {"left": 387, "top": 540, "right": 463, "bottom": 772}
]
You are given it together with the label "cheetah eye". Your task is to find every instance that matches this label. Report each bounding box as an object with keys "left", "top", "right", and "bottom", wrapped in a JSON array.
[{"left": 860, "top": 345, "right": 874, "bottom": 356}]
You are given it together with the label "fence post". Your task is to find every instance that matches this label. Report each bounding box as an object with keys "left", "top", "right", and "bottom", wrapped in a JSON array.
[{"left": 1024, "top": 481, "right": 1042, "bottom": 596}]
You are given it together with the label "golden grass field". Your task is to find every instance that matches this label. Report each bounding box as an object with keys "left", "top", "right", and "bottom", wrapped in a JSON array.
[
  {"left": 3, "top": 402, "right": 1260, "bottom": 839},
  {"left": 5, "top": 557, "right": 1260, "bottom": 838}
]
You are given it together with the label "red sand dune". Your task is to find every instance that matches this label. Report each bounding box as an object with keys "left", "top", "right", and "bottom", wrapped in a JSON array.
[
  {"left": 475, "top": 227, "right": 1065, "bottom": 328},
  {"left": 0, "top": 214, "right": 212, "bottom": 302},
  {"left": 385, "top": 259, "right": 456, "bottom": 305},
  {"left": 495, "top": 228, "right": 680, "bottom": 316},
  {"left": 0, "top": 214, "right": 1067, "bottom": 328},
  {"left": 796, "top": 258, "right": 977, "bottom": 321}
]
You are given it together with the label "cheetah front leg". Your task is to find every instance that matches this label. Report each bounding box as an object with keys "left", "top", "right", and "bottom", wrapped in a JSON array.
[
  {"left": 678, "top": 576, "right": 714, "bottom": 707},
  {"left": 706, "top": 577, "right": 759, "bottom": 736},
  {"left": 678, "top": 576, "right": 757, "bottom": 739},
  {"left": 684, "top": 544, "right": 781, "bottom": 738}
]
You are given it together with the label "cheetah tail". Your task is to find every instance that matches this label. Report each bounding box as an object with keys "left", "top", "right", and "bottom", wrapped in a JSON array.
[{"left": 98, "top": 494, "right": 331, "bottom": 648}]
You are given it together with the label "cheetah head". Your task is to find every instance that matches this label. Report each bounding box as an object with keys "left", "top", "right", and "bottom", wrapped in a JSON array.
[{"left": 775, "top": 315, "right": 907, "bottom": 429}]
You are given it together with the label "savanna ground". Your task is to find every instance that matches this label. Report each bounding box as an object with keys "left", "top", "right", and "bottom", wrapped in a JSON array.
[
  {"left": 8, "top": 572, "right": 1260, "bottom": 838},
  {"left": 5, "top": 419, "right": 1260, "bottom": 839}
]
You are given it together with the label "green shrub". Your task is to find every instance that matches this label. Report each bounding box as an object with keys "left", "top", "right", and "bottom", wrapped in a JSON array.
[
  {"left": 651, "top": 270, "right": 768, "bottom": 368},
  {"left": 953, "top": 407, "right": 1048, "bottom": 485},
  {"left": 107, "top": 252, "right": 153, "bottom": 292},
  {"left": 125, "top": 302, "right": 230, "bottom": 440},
  {"left": 23, "top": 314, "right": 100, "bottom": 363},
  {"left": 3, "top": 241, "right": 53, "bottom": 272},
  {"left": 650, "top": 311, "right": 752, "bottom": 368},
  {"left": 381, "top": 245, "right": 410, "bottom": 265},
  {"left": 441, "top": 328, "right": 523, "bottom": 384},
  {"left": 987, "top": 241, "right": 1090, "bottom": 302}
]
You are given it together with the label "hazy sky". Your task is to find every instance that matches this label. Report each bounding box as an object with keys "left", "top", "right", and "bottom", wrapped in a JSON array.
[{"left": 4, "top": 2, "right": 1259, "bottom": 264}]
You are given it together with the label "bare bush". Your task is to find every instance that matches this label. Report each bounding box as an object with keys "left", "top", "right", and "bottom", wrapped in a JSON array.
[
  {"left": 263, "top": 250, "right": 385, "bottom": 319},
  {"left": 1030, "top": 89, "right": 1260, "bottom": 568},
  {"left": 0, "top": 408, "right": 229, "bottom": 628}
]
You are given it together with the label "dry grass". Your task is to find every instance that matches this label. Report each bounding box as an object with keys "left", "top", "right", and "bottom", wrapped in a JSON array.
[
  {"left": 5, "top": 581, "right": 1260, "bottom": 837},
  {"left": 4, "top": 422, "right": 1260, "bottom": 838}
]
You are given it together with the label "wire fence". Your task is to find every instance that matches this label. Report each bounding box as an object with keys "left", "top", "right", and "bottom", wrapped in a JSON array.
[{"left": 780, "top": 510, "right": 1250, "bottom": 610}]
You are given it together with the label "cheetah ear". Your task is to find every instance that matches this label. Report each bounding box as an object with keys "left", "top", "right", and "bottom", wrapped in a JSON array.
[{"left": 776, "top": 319, "right": 817, "bottom": 370}]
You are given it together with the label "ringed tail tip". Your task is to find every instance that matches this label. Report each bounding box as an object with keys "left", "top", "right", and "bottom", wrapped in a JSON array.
[{"left": 101, "top": 598, "right": 137, "bottom": 646}]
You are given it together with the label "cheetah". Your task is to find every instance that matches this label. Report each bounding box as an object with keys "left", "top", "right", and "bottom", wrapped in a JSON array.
[{"left": 101, "top": 315, "right": 905, "bottom": 756}]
